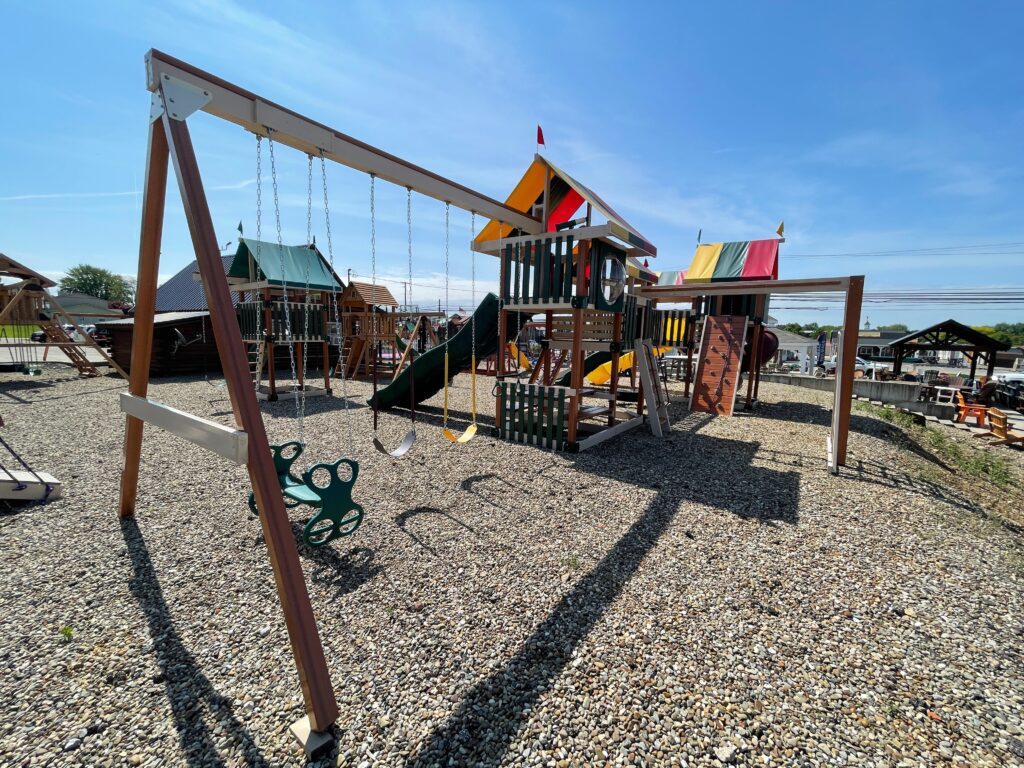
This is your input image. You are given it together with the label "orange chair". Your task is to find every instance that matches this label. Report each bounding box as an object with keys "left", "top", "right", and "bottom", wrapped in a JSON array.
[
  {"left": 973, "top": 408, "right": 1024, "bottom": 446},
  {"left": 954, "top": 390, "right": 987, "bottom": 427}
]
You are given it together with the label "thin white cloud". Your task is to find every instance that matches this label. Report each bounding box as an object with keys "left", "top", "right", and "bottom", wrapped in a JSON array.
[{"left": 0, "top": 179, "right": 255, "bottom": 203}]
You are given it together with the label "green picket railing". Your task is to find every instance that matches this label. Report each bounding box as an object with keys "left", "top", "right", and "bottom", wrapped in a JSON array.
[
  {"left": 496, "top": 381, "right": 567, "bottom": 450},
  {"left": 238, "top": 301, "right": 326, "bottom": 342},
  {"left": 501, "top": 235, "right": 576, "bottom": 306}
]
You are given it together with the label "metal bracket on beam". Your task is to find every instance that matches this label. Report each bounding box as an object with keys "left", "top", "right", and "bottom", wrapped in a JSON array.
[
  {"left": 149, "top": 92, "right": 164, "bottom": 123},
  {"left": 158, "top": 73, "right": 212, "bottom": 122}
]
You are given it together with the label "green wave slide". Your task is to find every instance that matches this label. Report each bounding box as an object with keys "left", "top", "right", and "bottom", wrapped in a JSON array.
[{"left": 369, "top": 293, "right": 531, "bottom": 411}]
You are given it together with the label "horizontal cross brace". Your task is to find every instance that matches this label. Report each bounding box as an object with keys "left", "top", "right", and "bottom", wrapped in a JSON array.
[{"left": 120, "top": 393, "right": 249, "bottom": 464}]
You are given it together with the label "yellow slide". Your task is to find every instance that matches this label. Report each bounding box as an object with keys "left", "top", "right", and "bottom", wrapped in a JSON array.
[
  {"left": 587, "top": 346, "right": 672, "bottom": 385},
  {"left": 508, "top": 341, "right": 533, "bottom": 372}
]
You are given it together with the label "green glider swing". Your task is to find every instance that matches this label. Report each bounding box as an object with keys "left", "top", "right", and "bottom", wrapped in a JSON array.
[{"left": 246, "top": 132, "right": 363, "bottom": 548}]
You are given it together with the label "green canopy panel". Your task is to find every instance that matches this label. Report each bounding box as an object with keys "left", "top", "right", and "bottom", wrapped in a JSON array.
[{"left": 228, "top": 238, "right": 342, "bottom": 292}]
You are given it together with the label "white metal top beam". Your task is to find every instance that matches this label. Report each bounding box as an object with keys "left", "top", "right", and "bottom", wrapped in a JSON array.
[{"left": 145, "top": 50, "right": 542, "bottom": 234}]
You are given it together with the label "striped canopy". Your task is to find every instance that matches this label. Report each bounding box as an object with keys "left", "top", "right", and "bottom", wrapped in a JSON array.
[
  {"left": 474, "top": 155, "right": 656, "bottom": 256},
  {"left": 684, "top": 239, "right": 779, "bottom": 282}
]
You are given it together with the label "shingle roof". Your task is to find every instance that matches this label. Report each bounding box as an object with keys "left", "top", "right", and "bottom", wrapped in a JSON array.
[
  {"left": 155, "top": 255, "right": 235, "bottom": 312},
  {"left": 345, "top": 281, "right": 398, "bottom": 307}
]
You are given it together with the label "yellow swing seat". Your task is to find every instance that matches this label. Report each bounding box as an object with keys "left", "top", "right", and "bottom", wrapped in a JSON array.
[{"left": 442, "top": 347, "right": 478, "bottom": 444}]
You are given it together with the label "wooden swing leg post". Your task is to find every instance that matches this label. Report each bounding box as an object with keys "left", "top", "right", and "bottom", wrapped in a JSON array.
[
  {"left": 121, "top": 109, "right": 339, "bottom": 742},
  {"left": 120, "top": 117, "right": 169, "bottom": 518}
]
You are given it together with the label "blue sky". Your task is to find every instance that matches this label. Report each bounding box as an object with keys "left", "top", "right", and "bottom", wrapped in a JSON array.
[{"left": 1, "top": 1, "right": 1022, "bottom": 327}]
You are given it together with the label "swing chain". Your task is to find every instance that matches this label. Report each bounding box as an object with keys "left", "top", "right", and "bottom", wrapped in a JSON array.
[
  {"left": 299, "top": 153, "right": 314, "bottom": 444},
  {"left": 406, "top": 187, "right": 413, "bottom": 309},
  {"left": 470, "top": 211, "right": 476, "bottom": 418},
  {"left": 320, "top": 151, "right": 352, "bottom": 455},
  {"left": 370, "top": 174, "right": 379, "bottom": 436},
  {"left": 255, "top": 134, "right": 265, "bottom": 392},
  {"left": 267, "top": 130, "right": 304, "bottom": 448}
]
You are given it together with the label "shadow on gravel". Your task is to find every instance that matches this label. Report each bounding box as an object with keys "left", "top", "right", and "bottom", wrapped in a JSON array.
[
  {"left": 255, "top": 392, "right": 369, "bottom": 420},
  {"left": 301, "top": 538, "right": 384, "bottom": 598},
  {"left": 121, "top": 518, "right": 269, "bottom": 767},
  {"left": 410, "top": 431, "right": 800, "bottom": 765},
  {"left": 408, "top": 492, "right": 683, "bottom": 767},
  {"left": 395, "top": 505, "right": 476, "bottom": 557}
]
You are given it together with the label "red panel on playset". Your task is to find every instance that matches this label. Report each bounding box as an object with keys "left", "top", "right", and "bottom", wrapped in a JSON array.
[
  {"left": 546, "top": 188, "right": 585, "bottom": 231},
  {"left": 740, "top": 239, "right": 779, "bottom": 280}
]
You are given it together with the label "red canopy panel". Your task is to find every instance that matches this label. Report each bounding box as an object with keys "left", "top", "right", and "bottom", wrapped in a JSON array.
[{"left": 740, "top": 239, "right": 779, "bottom": 280}]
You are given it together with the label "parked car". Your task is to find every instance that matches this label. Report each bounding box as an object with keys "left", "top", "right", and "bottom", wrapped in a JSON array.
[
  {"left": 820, "top": 355, "right": 885, "bottom": 376},
  {"left": 30, "top": 329, "right": 46, "bottom": 343},
  {"left": 89, "top": 327, "right": 111, "bottom": 348}
]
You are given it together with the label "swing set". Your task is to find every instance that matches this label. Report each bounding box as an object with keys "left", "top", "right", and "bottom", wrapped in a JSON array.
[{"left": 118, "top": 49, "right": 539, "bottom": 751}]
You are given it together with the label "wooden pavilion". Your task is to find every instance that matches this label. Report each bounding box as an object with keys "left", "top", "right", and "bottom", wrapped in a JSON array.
[{"left": 889, "top": 319, "right": 1010, "bottom": 381}]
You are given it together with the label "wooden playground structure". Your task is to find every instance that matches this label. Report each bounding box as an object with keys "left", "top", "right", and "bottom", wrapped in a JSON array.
[
  {"left": 226, "top": 238, "right": 340, "bottom": 400},
  {"left": 119, "top": 49, "right": 541, "bottom": 753},
  {"left": 471, "top": 155, "right": 688, "bottom": 451},
  {"left": 114, "top": 49, "right": 869, "bottom": 755},
  {"left": 337, "top": 280, "right": 398, "bottom": 378},
  {"left": 0, "top": 253, "right": 127, "bottom": 379}
]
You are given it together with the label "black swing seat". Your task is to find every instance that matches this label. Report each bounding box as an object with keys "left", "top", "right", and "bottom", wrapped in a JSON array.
[{"left": 247, "top": 441, "right": 364, "bottom": 548}]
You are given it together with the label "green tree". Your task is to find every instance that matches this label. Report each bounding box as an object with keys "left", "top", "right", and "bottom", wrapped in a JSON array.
[
  {"left": 59, "top": 264, "right": 135, "bottom": 303},
  {"left": 878, "top": 323, "right": 908, "bottom": 332}
]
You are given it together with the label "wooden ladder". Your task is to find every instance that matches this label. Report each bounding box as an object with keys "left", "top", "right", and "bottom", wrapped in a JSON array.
[
  {"left": 342, "top": 337, "right": 366, "bottom": 379},
  {"left": 690, "top": 315, "right": 748, "bottom": 416},
  {"left": 247, "top": 341, "right": 265, "bottom": 387},
  {"left": 637, "top": 341, "right": 671, "bottom": 437},
  {"left": 41, "top": 321, "right": 99, "bottom": 377}
]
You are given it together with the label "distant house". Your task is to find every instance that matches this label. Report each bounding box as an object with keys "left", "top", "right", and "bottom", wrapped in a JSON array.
[
  {"left": 155, "top": 255, "right": 235, "bottom": 312},
  {"left": 55, "top": 292, "right": 125, "bottom": 324},
  {"left": 856, "top": 329, "right": 915, "bottom": 361}
]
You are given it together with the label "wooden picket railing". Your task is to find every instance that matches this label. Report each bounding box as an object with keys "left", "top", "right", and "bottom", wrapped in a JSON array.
[
  {"left": 238, "top": 301, "right": 326, "bottom": 342},
  {"left": 500, "top": 235, "right": 578, "bottom": 307},
  {"left": 496, "top": 381, "right": 568, "bottom": 450}
]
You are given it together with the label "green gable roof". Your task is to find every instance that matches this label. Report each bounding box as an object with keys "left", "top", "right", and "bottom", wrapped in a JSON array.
[{"left": 228, "top": 238, "right": 342, "bottom": 292}]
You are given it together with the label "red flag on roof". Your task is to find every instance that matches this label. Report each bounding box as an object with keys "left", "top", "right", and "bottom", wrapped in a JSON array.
[{"left": 536, "top": 125, "right": 545, "bottom": 146}]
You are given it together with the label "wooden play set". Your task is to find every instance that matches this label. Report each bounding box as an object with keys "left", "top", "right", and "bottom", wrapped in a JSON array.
[
  {"left": 466, "top": 155, "right": 696, "bottom": 451},
  {"left": 226, "top": 238, "right": 341, "bottom": 400},
  {"left": 0, "top": 253, "right": 127, "bottom": 379},
  {"left": 104, "top": 50, "right": 869, "bottom": 754}
]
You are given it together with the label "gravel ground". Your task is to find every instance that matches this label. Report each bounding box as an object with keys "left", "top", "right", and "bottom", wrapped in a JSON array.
[{"left": 1, "top": 366, "right": 1022, "bottom": 767}]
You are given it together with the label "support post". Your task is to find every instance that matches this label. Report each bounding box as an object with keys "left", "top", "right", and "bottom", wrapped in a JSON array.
[
  {"left": 119, "top": 117, "right": 170, "bottom": 518},
  {"left": 160, "top": 111, "right": 339, "bottom": 733},
  {"left": 835, "top": 276, "right": 864, "bottom": 466},
  {"left": 566, "top": 241, "right": 588, "bottom": 444}
]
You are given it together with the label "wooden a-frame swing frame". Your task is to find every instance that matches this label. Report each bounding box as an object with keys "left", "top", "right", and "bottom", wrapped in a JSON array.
[{"left": 119, "top": 50, "right": 543, "bottom": 752}]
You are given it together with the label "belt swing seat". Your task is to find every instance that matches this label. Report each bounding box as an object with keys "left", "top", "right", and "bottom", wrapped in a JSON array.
[
  {"left": 368, "top": 177, "right": 418, "bottom": 458},
  {"left": 440, "top": 205, "right": 479, "bottom": 444}
]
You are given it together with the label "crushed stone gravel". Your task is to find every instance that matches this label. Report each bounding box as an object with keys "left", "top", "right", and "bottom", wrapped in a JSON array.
[{"left": 0, "top": 366, "right": 1021, "bottom": 767}]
